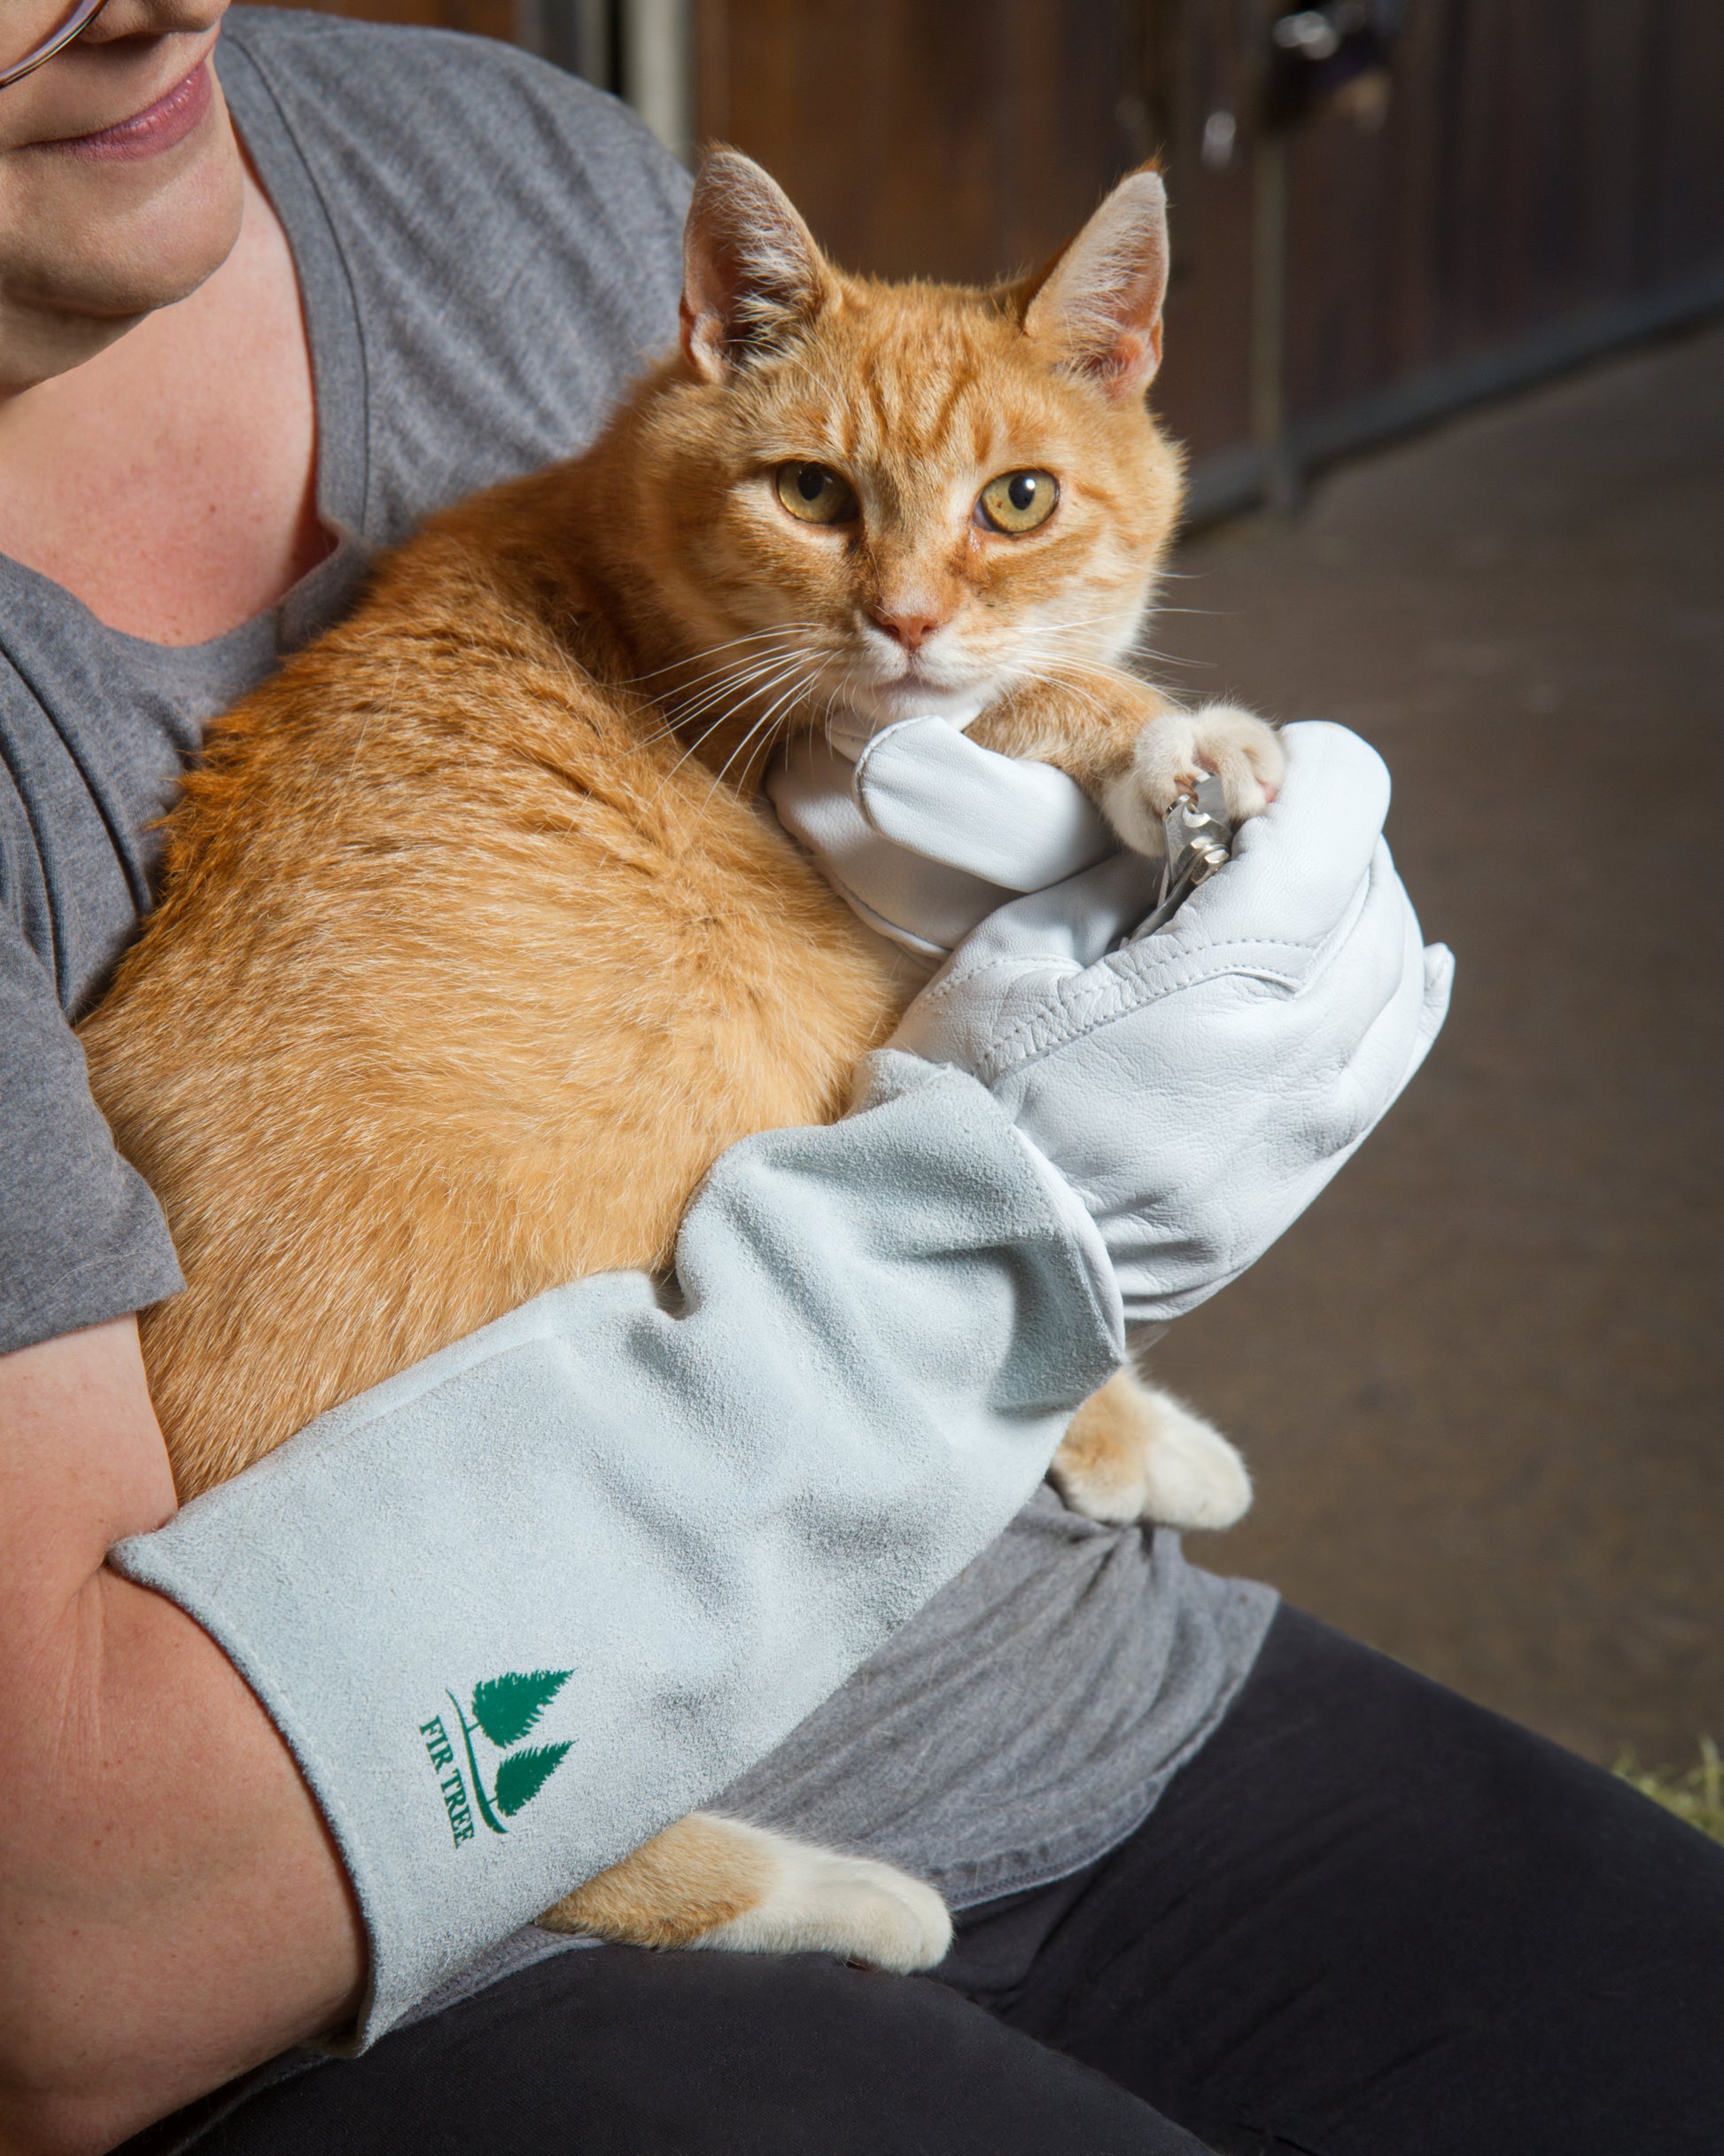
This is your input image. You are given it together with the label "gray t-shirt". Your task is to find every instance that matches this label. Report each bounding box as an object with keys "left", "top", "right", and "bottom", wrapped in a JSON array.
[{"left": 1, "top": 3, "right": 1271, "bottom": 2041}]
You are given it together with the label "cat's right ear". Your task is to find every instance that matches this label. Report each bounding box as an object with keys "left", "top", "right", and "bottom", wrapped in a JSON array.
[
  {"left": 1021, "top": 165, "right": 1170, "bottom": 401},
  {"left": 681, "top": 149, "right": 832, "bottom": 382}
]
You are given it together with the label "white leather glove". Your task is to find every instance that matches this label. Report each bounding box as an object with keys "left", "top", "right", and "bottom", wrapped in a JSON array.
[
  {"left": 885, "top": 721, "right": 1455, "bottom": 1328},
  {"left": 766, "top": 712, "right": 1115, "bottom": 958}
]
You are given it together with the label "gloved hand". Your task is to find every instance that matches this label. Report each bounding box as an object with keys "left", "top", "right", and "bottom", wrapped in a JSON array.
[
  {"left": 766, "top": 712, "right": 1115, "bottom": 958},
  {"left": 881, "top": 721, "right": 1455, "bottom": 1328}
]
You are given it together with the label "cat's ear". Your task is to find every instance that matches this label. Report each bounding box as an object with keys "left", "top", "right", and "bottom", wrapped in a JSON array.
[
  {"left": 681, "top": 149, "right": 832, "bottom": 382},
  {"left": 1021, "top": 166, "right": 1170, "bottom": 401}
]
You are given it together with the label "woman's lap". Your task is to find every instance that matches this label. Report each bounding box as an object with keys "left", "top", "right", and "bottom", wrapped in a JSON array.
[
  {"left": 175, "top": 1942, "right": 1200, "bottom": 2155},
  {"left": 163, "top": 1606, "right": 1724, "bottom": 2156},
  {"left": 944, "top": 1605, "right": 1724, "bottom": 2152}
]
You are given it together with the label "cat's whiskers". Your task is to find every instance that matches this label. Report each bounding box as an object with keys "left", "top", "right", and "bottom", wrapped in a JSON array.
[
  {"left": 617, "top": 624, "right": 823, "bottom": 690},
  {"left": 1019, "top": 609, "right": 1138, "bottom": 640},
  {"left": 704, "top": 667, "right": 819, "bottom": 802},
  {"left": 1023, "top": 652, "right": 1190, "bottom": 723},
  {"left": 816, "top": 668, "right": 859, "bottom": 759},
  {"left": 649, "top": 657, "right": 800, "bottom": 738},
  {"left": 645, "top": 631, "right": 819, "bottom": 713},
  {"left": 653, "top": 651, "right": 820, "bottom": 796},
  {"left": 687, "top": 656, "right": 823, "bottom": 803},
  {"left": 1018, "top": 624, "right": 1211, "bottom": 690},
  {"left": 1013, "top": 611, "right": 1144, "bottom": 658},
  {"left": 625, "top": 624, "right": 822, "bottom": 716},
  {"left": 1007, "top": 663, "right": 1119, "bottom": 733},
  {"left": 633, "top": 641, "right": 819, "bottom": 750},
  {"left": 654, "top": 684, "right": 784, "bottom": 782}
]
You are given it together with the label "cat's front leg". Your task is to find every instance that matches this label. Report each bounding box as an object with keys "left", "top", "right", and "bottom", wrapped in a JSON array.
[
  {"left": 968, "top": 678, "right": 1285, "bottom": 860},
  {"left": 1099, "top": 698, "right": 1285, "bottom": 860}
]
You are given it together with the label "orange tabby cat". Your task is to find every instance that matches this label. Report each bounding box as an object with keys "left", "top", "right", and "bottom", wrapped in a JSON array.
[{"left": 80, "top": 150, "right": 1281, "bottom": 1970}]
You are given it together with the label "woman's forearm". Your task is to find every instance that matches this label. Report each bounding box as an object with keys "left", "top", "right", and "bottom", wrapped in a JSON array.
[{"left": 0, "top": 1320, "right": 364, "bottom": 2156}]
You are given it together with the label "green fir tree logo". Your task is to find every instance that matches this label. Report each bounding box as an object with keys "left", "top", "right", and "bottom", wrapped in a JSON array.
[{"left": 445, "top": 1669, "right": 574, "bottom": 1835}]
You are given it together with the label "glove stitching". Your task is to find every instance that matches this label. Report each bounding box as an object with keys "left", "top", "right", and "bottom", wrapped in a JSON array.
[
  {"left": 914, "top": 930, "right": 1317, "bottom": 1026},
  {"left": 973, "top": 943, "right": 1316, "bottom": 1083}
]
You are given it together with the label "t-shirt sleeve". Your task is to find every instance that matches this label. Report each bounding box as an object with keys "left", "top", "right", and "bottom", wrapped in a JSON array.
[
  {"left": 0, "top": 917, "right": 182, "bottom": 1356},
  {"left": 221, "top": 10, "right": 695, "bottom": 541}
]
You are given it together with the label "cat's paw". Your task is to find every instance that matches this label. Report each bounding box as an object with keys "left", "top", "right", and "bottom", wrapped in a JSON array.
[
  {"left": 1101, "top": 703, "right": 1285, "bottom": 857},
  {"left": 695, "top": 1831, "right": 953, "bottom": 1972},
  {"left": 1052, "top": 1371, "right": 1253, "bottom": 1532}
]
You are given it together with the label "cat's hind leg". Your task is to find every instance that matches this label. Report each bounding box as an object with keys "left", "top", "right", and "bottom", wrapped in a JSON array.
[
  {"left": 537, "top": 1811, "right": 952, "bottom": 1972},
  {"left": 1051, "top": 1368, "right": 1252, "bottom": 1532}
]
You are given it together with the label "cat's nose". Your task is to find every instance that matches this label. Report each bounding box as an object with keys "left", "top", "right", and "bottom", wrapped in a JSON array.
[{"left": 870, "top": 606, "right": 947, "bottom": 653}]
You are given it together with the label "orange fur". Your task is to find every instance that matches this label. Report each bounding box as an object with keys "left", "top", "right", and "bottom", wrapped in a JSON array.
[
  {"left": 79, "top": 153, "right": 1262, "bottom": 1962},
  {"left": 539, "top": 1814, "right": 774, "bottom": 1950}
]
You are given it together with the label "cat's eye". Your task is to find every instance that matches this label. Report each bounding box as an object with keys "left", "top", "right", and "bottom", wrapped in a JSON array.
[
  {"left": 775, "top": 462, "right": 858, "bottom": 525},
  {"left": 976, "top": 470, "right": 1060, "bottom": 535}
]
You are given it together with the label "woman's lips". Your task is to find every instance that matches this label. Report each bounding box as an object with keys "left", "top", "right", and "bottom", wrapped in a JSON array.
[{"left": 48, "top": 58, "right": 214, "bottom": 162}]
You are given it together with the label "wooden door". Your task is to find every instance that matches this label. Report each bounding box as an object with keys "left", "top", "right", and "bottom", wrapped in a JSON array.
[
  {"left": 694, "top": 0, "right": 1724, "bottom": 512},
  {"left": 237, "top": 1, "right": 1724, "bottom": 514}
]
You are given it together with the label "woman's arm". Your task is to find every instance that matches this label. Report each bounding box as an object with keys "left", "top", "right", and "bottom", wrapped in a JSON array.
[
  {"left": 1, "top": 1062, "right": 1120, "bottom": 2151},
  {"left": 0, "top": 726, "right": 1441, "bottom": 2152},
  {"left": 107, "top": 1064, "right": 1118, "bottom": 2053},
  {"left": 0, "top": 1318, "right": 365, "bottom": 2156}
]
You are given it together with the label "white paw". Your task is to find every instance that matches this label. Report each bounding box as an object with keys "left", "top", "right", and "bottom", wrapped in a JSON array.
[
  {"left": 1102, "top": 702, "right": 1285, "bottom": 856},
  {"left": 1052, "top": 1382, "right": 1254, "bottom": 1532},
  {"left": 1134, "top": 1390, "right": 1254, "bottom": 1530},
  {"left": 695, "top": 1826, "right": 953, "bottom": 1972}
]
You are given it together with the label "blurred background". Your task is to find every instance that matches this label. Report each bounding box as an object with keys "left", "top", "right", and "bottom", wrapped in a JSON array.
[{"left": 268, "top": 3, "right": 1722, "bottom": 1777}]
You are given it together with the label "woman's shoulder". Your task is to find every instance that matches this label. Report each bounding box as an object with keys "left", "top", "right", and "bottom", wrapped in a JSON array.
[
  {"left": 218, "top": 6, "right": 687, "bottom": 232},
  {"left": 216, "top": 9, "right": 692, "bottom": 538}
]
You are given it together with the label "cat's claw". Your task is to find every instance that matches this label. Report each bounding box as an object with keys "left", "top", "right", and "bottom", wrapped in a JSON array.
[
  {"left": 1103, "top": 702, "right": 1285, "bottom": 857},
  {"left": 695, "top": 1837, "right": 953, "bottom": 1972}
]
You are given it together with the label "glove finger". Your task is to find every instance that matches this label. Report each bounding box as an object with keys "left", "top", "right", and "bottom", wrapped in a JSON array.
[
  {"left": 767, "top": 740, "right": 1015, "bottom": 950},
  {"left": 765, "top": 736, "right": 871, "bottom": 856},
  {"left": 1408, "top": 942, "right": 1456, "bottom": 1076},
  {"left": 853, "top": 717, "right": 1117, "bottom": 891},
  {"left": 1184, "top": 721, "right": 1393, "bottom": 960},
  {"left": 1324, "top": 891, "right": 1440, "bottom": 1150},
  {"left": 939, "top": 848, "right": 1165, "bottom": 976},
  {"left": 1347, "top": 938, "right": 1454, "bottom": 1120},
  {"left": 846, "top": 849, "right": 1019, "bottom": 955}
]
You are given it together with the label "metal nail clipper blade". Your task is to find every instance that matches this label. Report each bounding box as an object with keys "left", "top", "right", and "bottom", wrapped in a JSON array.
[{"left": 1127, "top": 770, "right": 1236, "bottom": 941}]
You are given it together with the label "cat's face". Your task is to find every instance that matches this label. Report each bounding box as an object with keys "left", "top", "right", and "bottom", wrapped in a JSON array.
[{"left": 632, "top": 153, "right": 1182, "bottom": 747}]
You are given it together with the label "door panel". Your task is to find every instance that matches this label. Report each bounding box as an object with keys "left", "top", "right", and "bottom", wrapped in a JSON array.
[{"left": 235, "top": 0, "right": 1724, "bottom": 510}]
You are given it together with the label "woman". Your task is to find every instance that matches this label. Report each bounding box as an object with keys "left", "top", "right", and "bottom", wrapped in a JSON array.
[{"left": 0, "top": 8, "right": 1715, "bottom": 2153}]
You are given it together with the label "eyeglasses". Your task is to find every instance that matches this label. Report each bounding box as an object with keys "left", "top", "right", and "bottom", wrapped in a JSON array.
[{"left": 2, "top": 0, "right": 113, "bottom": 91}]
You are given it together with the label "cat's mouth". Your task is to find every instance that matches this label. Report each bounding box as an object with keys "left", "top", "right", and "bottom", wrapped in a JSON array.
[{"left": 836, "top": 647, "right": 1001, "bottom": 724}]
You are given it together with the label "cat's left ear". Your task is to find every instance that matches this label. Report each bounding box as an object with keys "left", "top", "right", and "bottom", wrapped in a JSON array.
[
  {"left": 1021, "top": 166, "right": 1170, "bottom": 401},
  {"left": 681, "top": 148, "right": 834, "bottom": 383}
]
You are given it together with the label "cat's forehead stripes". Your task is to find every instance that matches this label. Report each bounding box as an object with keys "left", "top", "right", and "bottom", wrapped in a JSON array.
[{"left": 761, "top": 320, "right": 1113, "bottom": 502}]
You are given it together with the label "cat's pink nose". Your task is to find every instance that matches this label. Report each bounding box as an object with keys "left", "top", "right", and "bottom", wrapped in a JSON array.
[{"left": 870, "top": 606, "right": 946, "bottom": 653}]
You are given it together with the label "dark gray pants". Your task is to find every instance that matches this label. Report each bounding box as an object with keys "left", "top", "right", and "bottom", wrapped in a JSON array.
[{"left": 138, "top": 1609, "right": 1724, "bottom": 2155}]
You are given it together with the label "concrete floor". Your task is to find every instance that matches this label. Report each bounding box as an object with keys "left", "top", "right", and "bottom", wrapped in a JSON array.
[{"left": 1148, "top": 319, "right": 1724, "bottom": 1771}]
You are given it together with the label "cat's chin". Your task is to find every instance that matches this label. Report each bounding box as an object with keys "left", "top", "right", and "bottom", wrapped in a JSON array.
[{"left": 835, "top": 681, "right": 993, "bottom": 738}]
